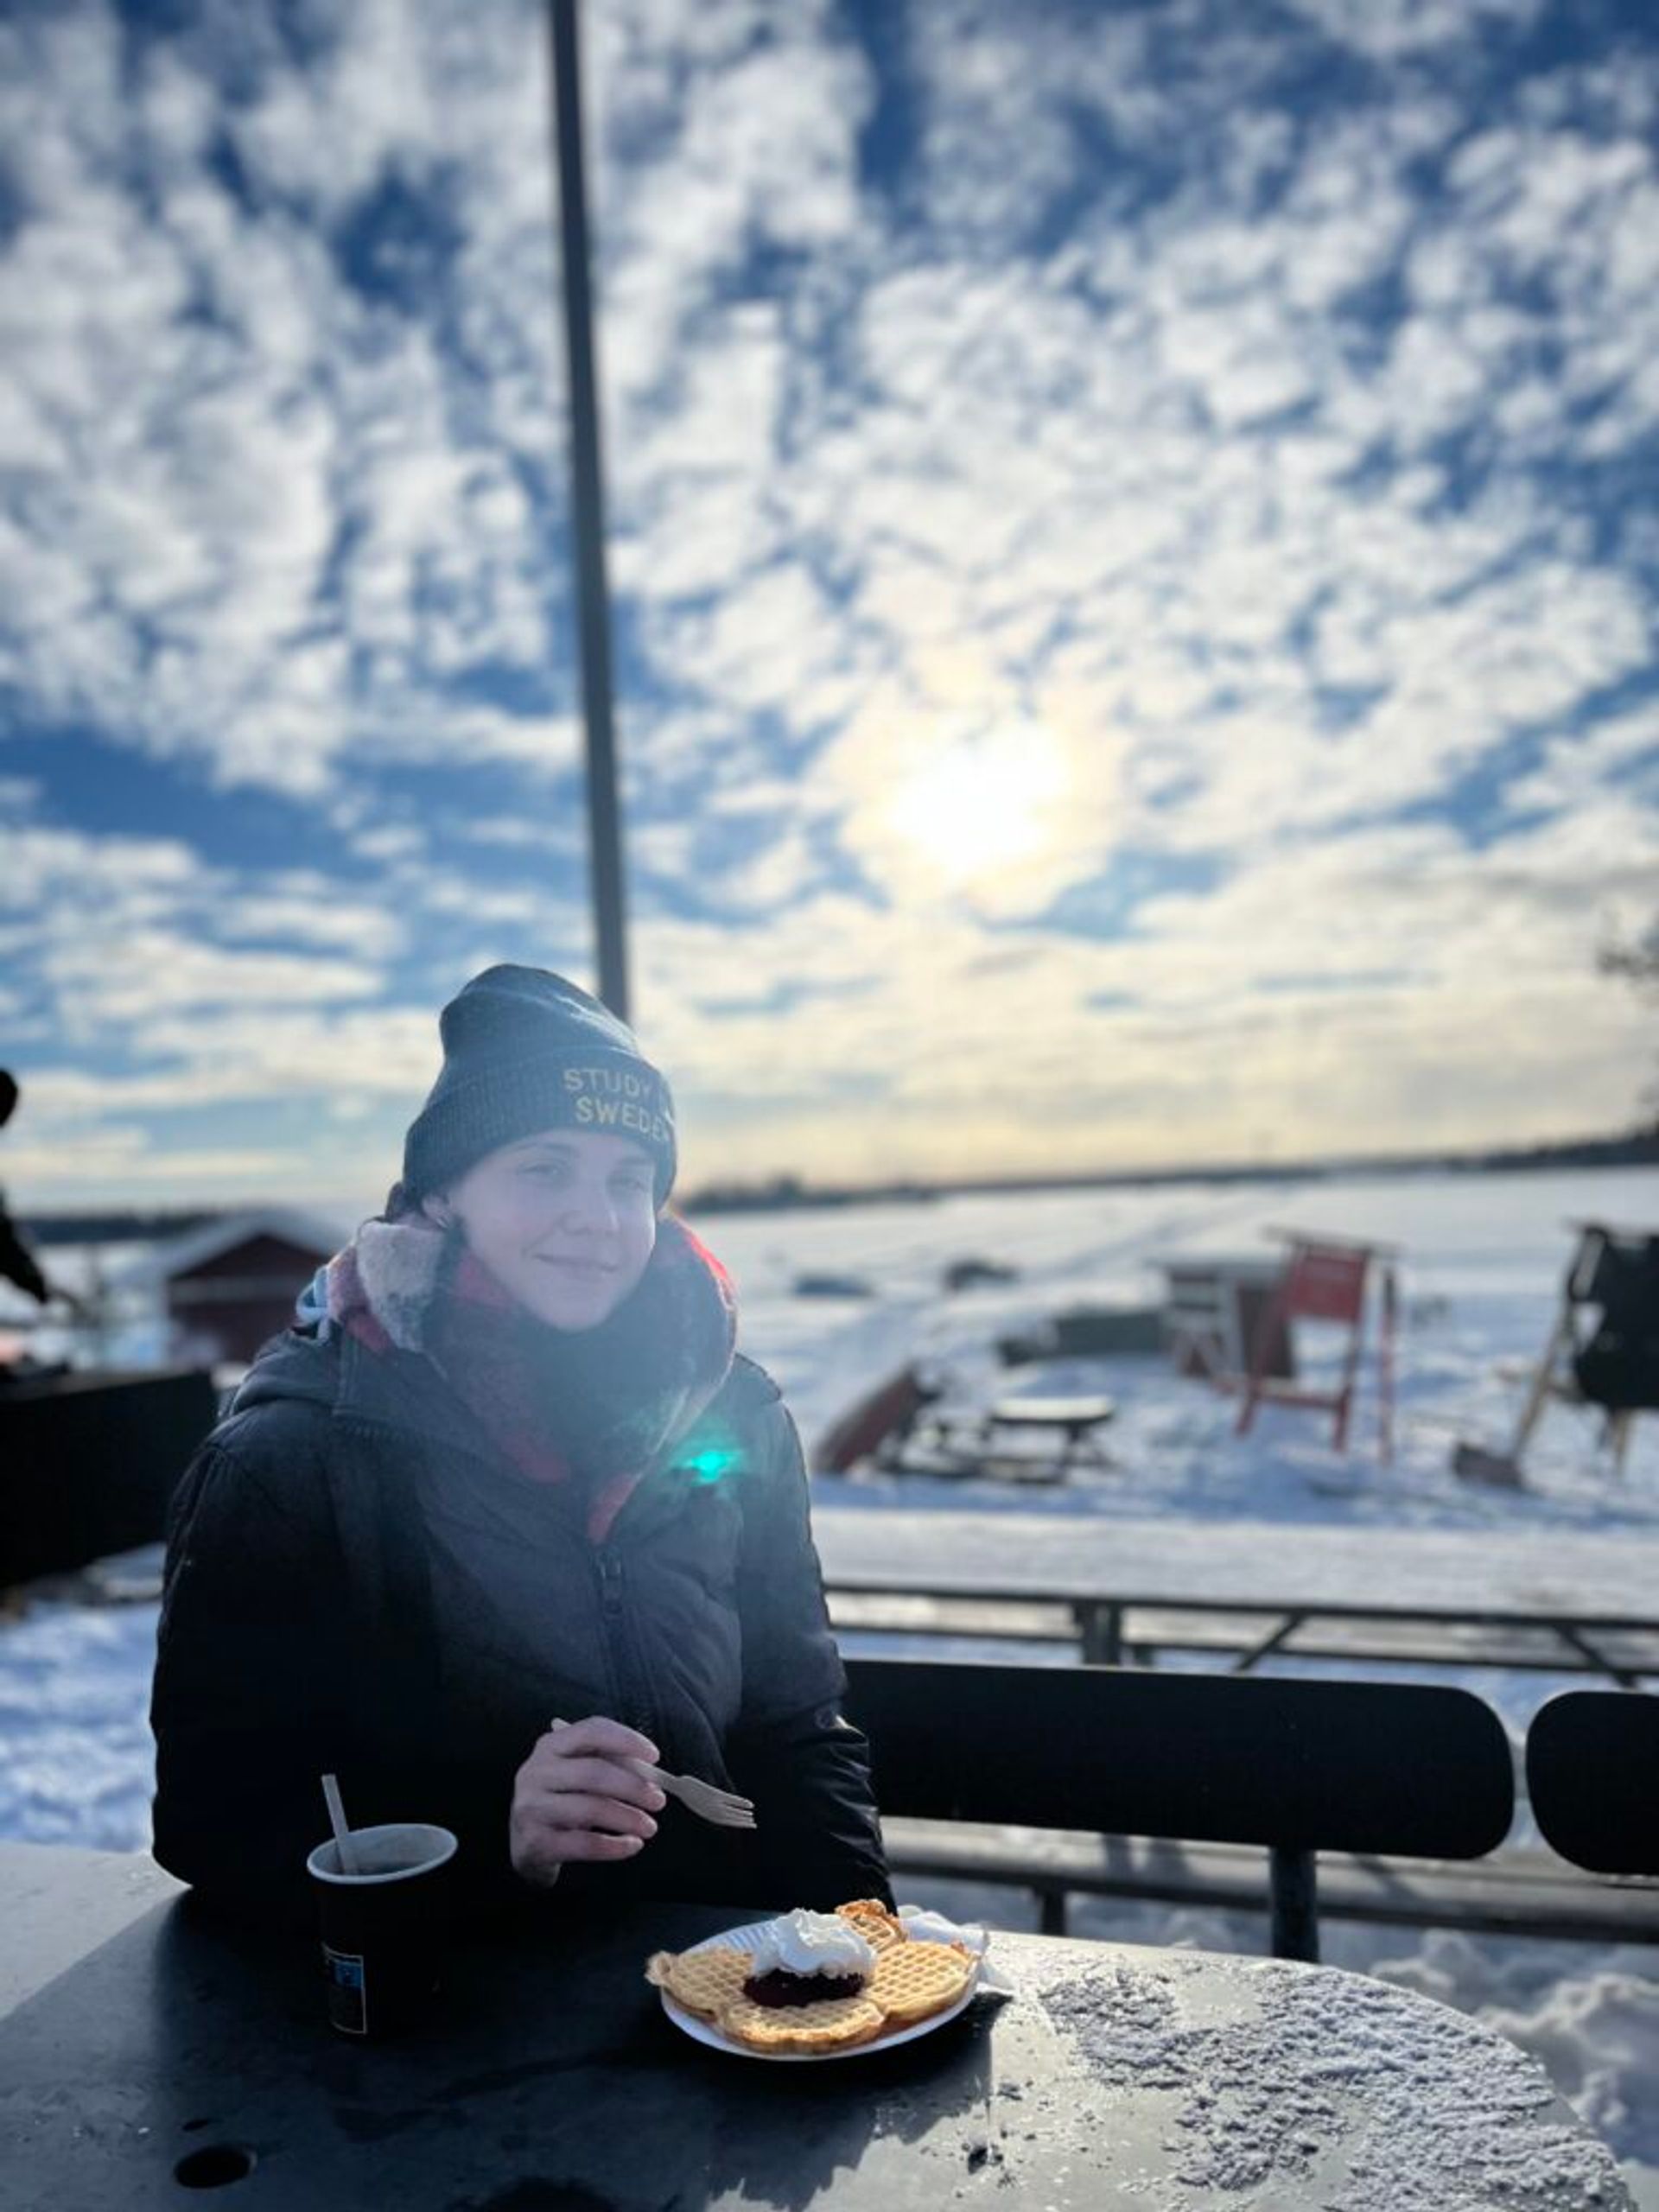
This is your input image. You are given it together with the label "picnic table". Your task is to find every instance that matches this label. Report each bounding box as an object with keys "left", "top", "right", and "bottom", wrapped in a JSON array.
[
  {"left": 814, "top": 1508, "right": 1659, "bottom": 1682},
  {"left": 901, "top": 1390, "right": 1118, "bottom": 1484},
  {"left": 0, "top": 1843, "right": 1632, "bottom": 2210}
]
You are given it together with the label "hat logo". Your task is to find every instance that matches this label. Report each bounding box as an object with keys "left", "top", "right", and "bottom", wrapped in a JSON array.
[{"left": 563, "top": 1064, "right": 672, "bottom": 1148}]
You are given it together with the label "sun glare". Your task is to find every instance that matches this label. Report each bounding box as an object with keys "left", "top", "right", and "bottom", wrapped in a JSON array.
[{"left": 882, "top": 724, "right": 1071, "bottom": 887}]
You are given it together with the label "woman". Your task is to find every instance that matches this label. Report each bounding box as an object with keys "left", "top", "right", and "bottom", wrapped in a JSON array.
[{"left": 150, "top": 965, "right": 890, "bottom": 1927}]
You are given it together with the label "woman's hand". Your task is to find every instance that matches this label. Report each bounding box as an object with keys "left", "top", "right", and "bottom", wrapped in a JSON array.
[{"left": 509, "top": 1715, "right": 666, "bottom": 1885}]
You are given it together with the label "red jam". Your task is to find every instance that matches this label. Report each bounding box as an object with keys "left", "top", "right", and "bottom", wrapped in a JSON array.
[{"left": 741, "top": 1969, "right": 867, "bottom": 2009}]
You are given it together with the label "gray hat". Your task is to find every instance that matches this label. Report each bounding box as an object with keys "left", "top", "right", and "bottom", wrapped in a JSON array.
[{"left": 400, "top": 966, "right": 677, "bottom": 1207}]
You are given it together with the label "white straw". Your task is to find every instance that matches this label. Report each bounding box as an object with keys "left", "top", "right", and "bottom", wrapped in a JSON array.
[{"left": 321, "top": 1772, "right": 360, "bottom": 1875}]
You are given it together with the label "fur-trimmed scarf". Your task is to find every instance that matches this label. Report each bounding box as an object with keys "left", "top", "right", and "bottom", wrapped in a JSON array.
[{"left": 296, "top": 1214, "right": 737, "bottom": 1542}]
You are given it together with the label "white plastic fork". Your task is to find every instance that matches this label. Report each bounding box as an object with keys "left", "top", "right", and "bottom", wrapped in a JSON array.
[
  {"left": 628, "top": 1758, "right": 757, "bottom": 1830},
  {"left": 548, "top": 1719, "right": 756, "bottom": 1828}
]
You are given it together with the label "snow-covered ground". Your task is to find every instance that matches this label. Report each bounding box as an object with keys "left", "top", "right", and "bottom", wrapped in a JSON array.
[{"left": 3, "top": 1166, "right": 1657, "bottom": 2199}]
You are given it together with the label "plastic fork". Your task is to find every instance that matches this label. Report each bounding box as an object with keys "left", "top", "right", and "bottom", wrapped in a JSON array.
[
  {"left": 548, "top": 1719, "right": 756, "bottom": 1828},
  {"left": 627, "top": 1758, "right": 756, "bottom": 1830}
]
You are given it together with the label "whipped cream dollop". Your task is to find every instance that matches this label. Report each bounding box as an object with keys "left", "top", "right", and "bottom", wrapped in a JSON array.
[{"left": 747, "top": 1908, "right": 876, "bottom": 1980}]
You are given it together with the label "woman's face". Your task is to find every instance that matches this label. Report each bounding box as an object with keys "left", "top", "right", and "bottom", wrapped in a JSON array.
[{"left": 434, "top": 1128, "right": 658, "bottom": 1331}]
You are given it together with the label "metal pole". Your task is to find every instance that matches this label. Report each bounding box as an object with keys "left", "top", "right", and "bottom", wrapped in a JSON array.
[
  {"left": 1268, "top": 1846, "right": 1319, "bottom": 1961},
  {"left": 548, "top": 0, "right": 630, "bottom": 1021}
]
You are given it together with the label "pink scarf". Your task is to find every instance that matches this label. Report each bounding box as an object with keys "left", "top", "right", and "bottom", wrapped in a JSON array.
[{"left": 312, "top": 1212, "right": 737, "bottom": 1542}]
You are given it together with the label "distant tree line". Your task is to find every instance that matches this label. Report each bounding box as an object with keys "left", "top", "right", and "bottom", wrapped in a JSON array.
[
  {"left": 24, "top": 1210, "right": 219, "bottom": 1248},
  {"left": 20, "top": 1123, "right": 1659, "bottom": 1246}
]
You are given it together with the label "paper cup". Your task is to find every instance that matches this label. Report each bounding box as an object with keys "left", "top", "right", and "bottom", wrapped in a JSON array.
[{"left": 305, "top": 1822, "right": 458, "bottom": 2039}]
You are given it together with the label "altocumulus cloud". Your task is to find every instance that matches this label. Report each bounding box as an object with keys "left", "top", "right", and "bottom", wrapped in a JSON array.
[{"left": 1, "top": 0, "right": 1656, "bottom": 1205}]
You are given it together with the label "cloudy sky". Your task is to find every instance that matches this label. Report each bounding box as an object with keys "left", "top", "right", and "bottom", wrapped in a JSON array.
[{"left": 3, "top": 0, "right": 1656, "bottom": 1212}]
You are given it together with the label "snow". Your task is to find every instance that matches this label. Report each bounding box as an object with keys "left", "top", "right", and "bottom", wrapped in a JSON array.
[
  {"left": 3, "top": 1165, "right": 1656, "bottom": 2199},
  {"left": 1038, "top": 1952, "right": 1628, "bottom": 2207},
  {"left": 709, "top": 1166, "right": 1659, "bottom": 1522},
  {"left": 0, "top": 1599, "right": 159, "bottom": 1853}
]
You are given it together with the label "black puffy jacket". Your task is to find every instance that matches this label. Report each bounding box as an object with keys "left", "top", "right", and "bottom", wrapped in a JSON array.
[{"left": 149, "top": 1325, "right": 889, "bottom": 1927}]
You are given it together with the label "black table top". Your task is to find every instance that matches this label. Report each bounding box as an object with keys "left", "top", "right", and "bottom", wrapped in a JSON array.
[{"left": 0, "top": 1845, "right": 1633, "bottom": 2211}]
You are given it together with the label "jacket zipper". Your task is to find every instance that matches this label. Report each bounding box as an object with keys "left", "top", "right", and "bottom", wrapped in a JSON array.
[
  {"left": 345, "top": 1374, "right": 677, "bottom": 1744},
  {"left": 593, "top": 1545, "right": 660, "bottom": 1745}
]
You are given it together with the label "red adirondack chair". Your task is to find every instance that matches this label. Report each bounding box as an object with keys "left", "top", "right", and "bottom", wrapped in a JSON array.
[{"left": 1235, "top": 1233, "right": 1398, "bottom": 1459}]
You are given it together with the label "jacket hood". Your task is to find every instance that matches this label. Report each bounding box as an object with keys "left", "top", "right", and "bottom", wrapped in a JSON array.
[
  {"left": 229, "top": 1325, "right": 492, "bottom": 1468},
  {"left": 230, "top": 1323, "right": 344, "bottom": 1416}
]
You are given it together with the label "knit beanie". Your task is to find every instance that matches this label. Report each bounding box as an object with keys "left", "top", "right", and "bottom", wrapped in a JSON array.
[{"left": 399, "top": 966, "right": 677, "bottom": 1208}]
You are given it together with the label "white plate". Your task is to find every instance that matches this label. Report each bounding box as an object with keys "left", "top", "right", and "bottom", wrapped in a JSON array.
[{"left": 658, "top": 1918, "right": 982, "bottom": 2063}]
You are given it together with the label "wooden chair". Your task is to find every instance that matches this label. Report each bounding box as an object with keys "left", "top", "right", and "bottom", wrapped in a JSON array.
[
  {"left": 1526, "top": 1689, "right": 1659, "bottom": 1878},
  {"left": 841, "top": 1655, "right": 1513, "bottom": 1960},
  {"left": 1160, "top": 1258, "right": 1290, "bottom": 1389},
  {"left": 1235, "top": 1233, "right": 1398, "bottom": 1457}
]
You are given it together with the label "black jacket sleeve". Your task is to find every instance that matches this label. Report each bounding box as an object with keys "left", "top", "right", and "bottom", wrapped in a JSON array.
[
  {"left": 150, "top": 1406, "right": 529, "bottom": 1931},
  {"left": 725, "top": 1394, "right": 893, "bottom": 1910},
  {"left": 149, "top": 1414, "right": 357, "bottom": 1929}
]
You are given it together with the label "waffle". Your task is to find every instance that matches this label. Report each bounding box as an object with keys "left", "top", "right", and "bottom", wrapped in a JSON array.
[
  {"left": 868, "top": 1936, "right": 977, "bottom": 2024},
  {"left": 835, "top": 1898, "right": 907, "bottom": 1952},
  {"left": 721, "top": 1988, "right": 887, "bottom": 2053},
  {"left": 648, "top": 1913, "right": 980, "bottom": 2055},
  {"left": 645, "top": 1944, "right": 753, "bottom": 2020}
]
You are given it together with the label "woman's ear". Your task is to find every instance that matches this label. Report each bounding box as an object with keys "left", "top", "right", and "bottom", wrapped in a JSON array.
[{"left": 422, "top": 1193, "right": 454, "bottom": 1230}]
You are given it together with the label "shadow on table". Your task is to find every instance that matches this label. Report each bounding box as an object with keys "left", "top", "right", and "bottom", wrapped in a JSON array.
[{"left": 658, "top": 2010, "right": 997, "bottom": 2212}]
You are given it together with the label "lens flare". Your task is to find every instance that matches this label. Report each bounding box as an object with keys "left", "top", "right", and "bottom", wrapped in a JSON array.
[{"left": 684, "top": 1445, "right": 741, "bottom": 1484}]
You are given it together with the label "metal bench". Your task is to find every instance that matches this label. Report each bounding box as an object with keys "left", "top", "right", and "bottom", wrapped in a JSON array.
[
  {"left": 841, "top": 1655, "right": 1514, "bottom": 1961},
  {"left": 1527, "top": 1688, "right": 1659, "bottom": 1880}
]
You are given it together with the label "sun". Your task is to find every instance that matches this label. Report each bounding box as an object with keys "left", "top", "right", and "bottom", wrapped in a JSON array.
[{"left": 880, "top": 723, "right": 1071, "bottom": 887}]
